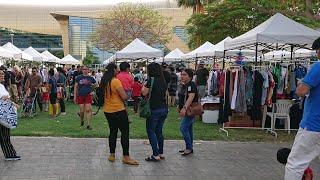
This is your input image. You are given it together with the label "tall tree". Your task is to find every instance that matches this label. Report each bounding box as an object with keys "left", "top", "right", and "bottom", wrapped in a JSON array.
[
  {"left": 91, "top": 3, "right": 172, "bottom": 52},
  {"left": 186, "top": 0, "right": 320, "bottom": 49},
  {"left": 83, "top": 47, "right": 99, "bottom": 65}
]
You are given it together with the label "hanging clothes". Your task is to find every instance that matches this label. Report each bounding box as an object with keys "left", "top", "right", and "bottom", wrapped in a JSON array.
[
  {"left": 245, "top": 69, "right": 253, "bottom": 107},
  {"left": 235, "top": 68, "right": 247, "bottom": 113},
  {"left": 231, "top": 70, "right": 239, "bottom": 110},
  {"left": 266, "top": 72, "right": 275, "bottom": 106},
  {"left": 218, "top": 71, "right": 225, "bottom": 97},
  {"left": 260, "top": 70, "right": 269, "bottom": 105},
  {"left": 222, "top": 70, "right": 231, "bottom": 123},
  {"left": 251, "top": 71, "right": 264, "bottom": 121},
  {"left": 207, "top": 70, "right": 213, "bottom": 96},
  {"left": 277, "top": 66, "right": 287, "bottom": 95}
]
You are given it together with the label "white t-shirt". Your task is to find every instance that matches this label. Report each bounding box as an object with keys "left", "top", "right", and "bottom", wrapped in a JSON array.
[
  {"left": 0, "top": 84, "right": 9, "bottom": 98},
  {"left": 95, "top": 72, "right": 103, "bottom": 84}
]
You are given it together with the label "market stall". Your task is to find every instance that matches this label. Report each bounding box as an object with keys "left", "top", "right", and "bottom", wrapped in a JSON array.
[{"left": 219, "top": 13, "right": 320, "bottom": 137}]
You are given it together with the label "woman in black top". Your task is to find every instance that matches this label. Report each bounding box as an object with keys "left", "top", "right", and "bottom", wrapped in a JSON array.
[
  {"left": 178, "top": 69, "right": 198, "bottom": 156},
  {"left": 142, "top": 63, "right": 168, "bottom": 162}
]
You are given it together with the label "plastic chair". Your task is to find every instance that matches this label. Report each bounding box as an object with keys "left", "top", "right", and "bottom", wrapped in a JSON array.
[{"left": 269, "top": 100, "right": 292, "bottom": 134}]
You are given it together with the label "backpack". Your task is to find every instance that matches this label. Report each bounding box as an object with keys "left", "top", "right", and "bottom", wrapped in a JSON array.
[{"left": 96, "top": 85, "right": 105, "bottom": 107}]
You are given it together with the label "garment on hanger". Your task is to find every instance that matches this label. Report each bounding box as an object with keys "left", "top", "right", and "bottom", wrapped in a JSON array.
[
  {"left": 235, "top": 68, "right": 247, "bottom": 113},
  {"left": 245, "top": 69, "right": 253, "bottom": 107},
  {"left": 222, "top": 70, "right": 231, "bottom": 123},
  {"left": 218, "top": 71, "right": 225, "bottom": 97},
  {"left": 251, "top": 71, "right": 264, "bottom": 121},
  {"left": 231, "top": 70, "right": 239, "bottom": 110},
  {"left": 207, "top": 70, "right": 213, "bottom": 95},
  {"left": 260, "top": 70, "right": 269, "bottom": 105},
  {"left": 266, "top": 72, "right": 275, "bottom": 106}
]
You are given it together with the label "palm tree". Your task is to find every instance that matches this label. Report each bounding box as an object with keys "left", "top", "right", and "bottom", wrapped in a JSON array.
[{"left": 177, "top": 0, "right": 217, "bottom": 14}]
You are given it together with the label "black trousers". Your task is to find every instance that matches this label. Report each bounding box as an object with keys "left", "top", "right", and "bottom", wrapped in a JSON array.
[
  {"left": 104, "top": 110, "right": 129, "bottom": 156},
  {"left": 0, "top": 124, "right": 16, "bottom": 158},
  {"left": 31, "top": 91, "right": 43, "bottom": 111},
  {"left": 59, "top": 99, "right": 65, "bottom": 113}
]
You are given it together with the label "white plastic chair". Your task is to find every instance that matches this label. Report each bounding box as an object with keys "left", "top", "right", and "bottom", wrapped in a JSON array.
[{"left": 266, "top": 100, "right": 292, "bottom": 134}]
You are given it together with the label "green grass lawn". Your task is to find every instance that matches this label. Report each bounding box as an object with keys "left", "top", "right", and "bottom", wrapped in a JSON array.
[{"left": 11, "top": 101, "right": 296, "bottom": 142}]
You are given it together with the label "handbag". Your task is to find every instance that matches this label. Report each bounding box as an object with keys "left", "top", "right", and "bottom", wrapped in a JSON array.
[
  {"left": 184, "top": 87, "right": 203, "bottom": 117},
  {"left": 139, "top": 77, "right": 154, "bottom": 119},
  {"left": 0, "top": 99, "right": 18, "bottom": 129}
]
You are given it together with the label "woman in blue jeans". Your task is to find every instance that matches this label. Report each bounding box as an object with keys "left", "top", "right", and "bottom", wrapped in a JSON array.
[
  {"left": 142, "top": 63, "right": 168, "bottom": 162},
  {"left": 178, "top": 69, "right": 198, "bottom": 156}
]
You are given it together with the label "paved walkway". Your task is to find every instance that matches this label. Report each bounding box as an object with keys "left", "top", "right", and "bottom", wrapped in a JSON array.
[{"left": 0, "top": 137, "right": 319, "bottom": 180}]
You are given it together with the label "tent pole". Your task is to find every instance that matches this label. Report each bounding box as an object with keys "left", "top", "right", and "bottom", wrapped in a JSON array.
[
  {"left": 255, "top": 43, "right": 258, "bottom": 66},
  {"left": 222, "top": 50, "right": 226, "bottom": 70},
  {"left": 213, "top": 57, "right": 216, "bottom": 66},
  {"left": 290, "top": 45, "right": 296, "bottom": 66}
]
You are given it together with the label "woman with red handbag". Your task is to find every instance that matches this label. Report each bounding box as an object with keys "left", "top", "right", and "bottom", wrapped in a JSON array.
[{"left": 178, "top": 69, "right": 199, "bottom": 156}]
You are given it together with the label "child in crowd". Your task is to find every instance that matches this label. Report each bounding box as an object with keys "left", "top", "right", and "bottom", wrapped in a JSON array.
[
  {"left": 277, "top": 148, "right": 313, "bottom": 180},
  {"left": 41, "top": 82, "right": 50, "bottom": 112},
  {"left": 132, "top": 77, "right": 142, "bottom": 114}
]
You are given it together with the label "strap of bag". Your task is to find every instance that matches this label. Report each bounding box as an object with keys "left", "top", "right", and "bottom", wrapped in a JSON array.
[{"left": 148, "top": 77, "right": 154, "bottom": 101}]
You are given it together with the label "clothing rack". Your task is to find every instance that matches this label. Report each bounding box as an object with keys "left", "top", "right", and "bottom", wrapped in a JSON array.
[{"left": 219, "top": 65, "right": 277, "bottom": 137}]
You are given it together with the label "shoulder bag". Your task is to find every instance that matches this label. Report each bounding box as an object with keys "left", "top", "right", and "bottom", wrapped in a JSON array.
[
  {"left": 139, "top": 77, "right": 154, "bottom": 119},
  {"left": 184, "top": 87, "right": 203, "bottom": 117}
]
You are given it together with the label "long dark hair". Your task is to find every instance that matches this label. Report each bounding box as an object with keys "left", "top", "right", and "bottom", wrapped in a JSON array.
[
  {"left": 100, "top": 63, "right": 117, "bottom": 97},
  {"left": 147, "top": 62, "right": 165, "bottom": 83}
]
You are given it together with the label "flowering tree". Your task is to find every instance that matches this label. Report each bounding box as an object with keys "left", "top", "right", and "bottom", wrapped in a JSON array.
[{"left": 92, "top": 3, "right": 172, "bottom": 52}]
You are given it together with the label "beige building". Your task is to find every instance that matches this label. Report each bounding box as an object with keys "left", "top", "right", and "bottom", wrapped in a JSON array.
[{"left": 0, "top": 1, "right": 192, "bottom": 60}]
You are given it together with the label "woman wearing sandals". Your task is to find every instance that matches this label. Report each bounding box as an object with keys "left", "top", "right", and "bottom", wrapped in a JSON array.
[
  {"left": 142, "top": 63, "right": 168, "bottom": 162},
  {"left": 101, "top": 63, "right": 139, "bottom": 165},
  {"left": 178, "top": 69, "right": 198, "bottom": 156}
]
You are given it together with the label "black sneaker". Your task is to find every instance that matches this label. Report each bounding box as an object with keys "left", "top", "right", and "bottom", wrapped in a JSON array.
[
  {"left": 87, "top": 126, "right": 92, "bottom": 130},
  {"left": 5, "top": 155, "right": 21, "bottom": 161},
  {"left": 81, "top": 121, "right": 84, "bottom": 126}
]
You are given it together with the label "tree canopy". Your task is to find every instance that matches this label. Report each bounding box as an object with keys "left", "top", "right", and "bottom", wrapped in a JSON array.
[
  {"left": 186, "top": 0, "right": 320, "bottom": 49},
  {"left": 92, "top": 3, "right": 172, "bottom": 52}
]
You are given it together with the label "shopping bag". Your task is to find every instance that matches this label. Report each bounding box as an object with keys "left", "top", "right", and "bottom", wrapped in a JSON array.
[
  {"left": 139, "top": 77, "right": 154, "bottom": 119},
  {"left": 0, "top": 99, "right": 18, "bottom": 129}
]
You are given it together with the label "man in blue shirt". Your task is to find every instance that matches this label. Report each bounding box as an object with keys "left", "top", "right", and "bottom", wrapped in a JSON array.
[{"left": 285, "top": 37, "right": 320, "bottom": 180}]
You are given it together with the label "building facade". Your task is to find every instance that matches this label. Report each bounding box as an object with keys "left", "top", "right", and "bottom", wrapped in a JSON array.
[{"left": 0, "top": 1, "right": 192, "bottom": 61}]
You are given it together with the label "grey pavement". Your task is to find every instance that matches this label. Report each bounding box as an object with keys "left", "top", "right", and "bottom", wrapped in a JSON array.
[{"left": 0, "top": 137, "right": 319, "bottom": 180}]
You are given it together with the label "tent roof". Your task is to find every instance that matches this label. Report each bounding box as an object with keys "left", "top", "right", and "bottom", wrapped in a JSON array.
[
  {"left": 41, "top": 50, "right": 60, "bottom": 63},
  {"left": 103, "top": 55, "right": 115, "bottom": 65},
  {"left": 115, "top": 38, "right": 163, "bottom": 59},
  {"left": 2, "top": 42, "right": 33, "bottom": 61},
  {"left": 24, "top": 46, "right": 48, "bottom": 62},
  {"left": 164, "top": 48, "right": 184, "bottom": 61},
  {"left": 0, "top": 46, "right": 14, "bottom": 59},
  {"left": 60, "top": 54, "right": 80, "bottom": 65},
  {"left": 294, "top": 48, "right": 317, "bottom": 58},
  {"left": 225, "top": 13, "right": 320, "bottom": 50},
  {"left": 264, "top": 50, "right": 292, "bottom": 60},
  {"left": 183, "top": 41, "right": 215, "bottom": 59}
]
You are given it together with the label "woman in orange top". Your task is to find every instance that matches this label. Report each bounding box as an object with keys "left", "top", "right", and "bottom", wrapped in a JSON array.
[{"left": 100, "top": 63, "right": 139, "bottom": 166}]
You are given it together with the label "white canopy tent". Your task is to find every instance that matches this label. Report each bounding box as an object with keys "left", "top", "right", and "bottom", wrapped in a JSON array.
[
  {"left": 0, "top": 47, "right": 14, "bottom": 59},
  {"left": 294, "top": 49, "right": 317, "bottom": 58},
  {"left": 115, "top": 38, "right": 163, "bottom": 60},
  {"left": 24, "top": 47, "right": 48, "bottom": 62},
  {"left": 213, "top": 37, "right": 260, "bottom": 57},
  {"left": 2, "top": 42, "right": 33, "bottom": 61},
  {"left": 264, "top": 50, "right": 292, "bottom": 60},
  {"left": 164, "top": 48, "right": 185, "bottom": 62},
  {"left": 60, "top": 54, "right": 81, "bottom": 65},
  {"left": 183, "top": 41, "right": 215, "bottom": 59},
  {"left": 225, "top": 13, "right": 320, "bottom": 50},
  {"left": 103, "top": 55, "right": 115, "bottom": 65},
  {"left": 41, "top": 50, "right": 60, "bottom": 63}
]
